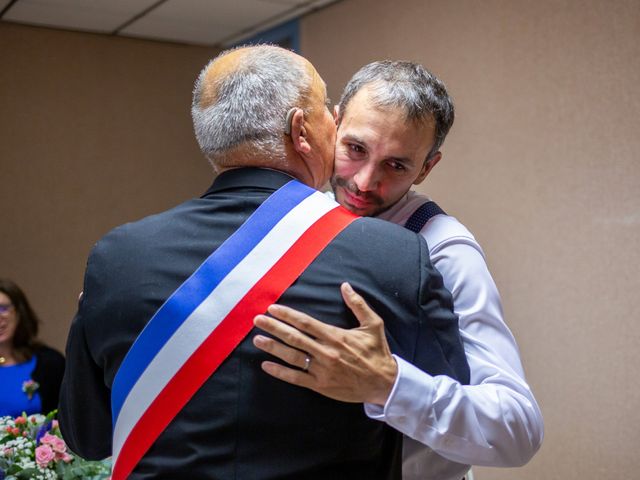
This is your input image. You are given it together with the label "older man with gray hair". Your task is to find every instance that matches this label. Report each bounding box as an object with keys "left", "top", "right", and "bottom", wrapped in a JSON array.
[{"left": 60, "top": 46, "right": 469, "bottom": 479}]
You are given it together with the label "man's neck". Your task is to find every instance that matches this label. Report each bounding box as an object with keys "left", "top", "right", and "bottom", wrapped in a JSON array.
[
  {"left": 375, "top": 191, "right": 416, "bottom": 221},
  {"left": 217, "top": 163, "right": 316, "bottom": 189}
]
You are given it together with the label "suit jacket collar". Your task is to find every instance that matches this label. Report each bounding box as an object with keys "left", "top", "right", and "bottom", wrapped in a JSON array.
[{"left": 202, "top": 168, "right": 298, "bottom": 198}]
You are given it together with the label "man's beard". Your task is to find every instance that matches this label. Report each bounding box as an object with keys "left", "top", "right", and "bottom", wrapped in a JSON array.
[{"left": 330, "top": 175, "right": 387, "bottom": 217}]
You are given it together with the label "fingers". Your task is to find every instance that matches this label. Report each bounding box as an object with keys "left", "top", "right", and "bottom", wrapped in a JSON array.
[
  {"left": 253, "top": 333, "right": 308, "bottom": 370},
  {"left": 340, "top": 282, "right": 382, "bottom": 328},
  {"left": 260, "top": 361, "right": 314, "bottom": 389},
  {"left": 254, "top": 314, "right": 325, "bottom": 358},
  {"left": 265, "top": 304, "right": 338, "bottom": 341}
]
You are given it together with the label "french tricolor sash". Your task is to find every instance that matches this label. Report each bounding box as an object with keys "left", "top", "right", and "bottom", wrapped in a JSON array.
[{"left": 110, "top": 180, "right": 358, "bottom": 479}]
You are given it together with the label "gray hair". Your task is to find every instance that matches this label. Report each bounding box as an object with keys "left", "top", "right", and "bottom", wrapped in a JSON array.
[
  {"left": 191, "top": 45, "right": 311, "bottom": 168},
  {"left": 338, "top": 61, "right": 454, "bottom": 161}
]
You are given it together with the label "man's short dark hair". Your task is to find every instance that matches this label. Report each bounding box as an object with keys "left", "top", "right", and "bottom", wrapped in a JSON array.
[{"left": 338, "top": 61, "right": 455, "bottom": 161}]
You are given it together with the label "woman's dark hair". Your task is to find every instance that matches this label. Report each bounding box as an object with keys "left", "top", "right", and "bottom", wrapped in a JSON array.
[{"left": 0, "top": 278, "right": 42, "bottom": 360}]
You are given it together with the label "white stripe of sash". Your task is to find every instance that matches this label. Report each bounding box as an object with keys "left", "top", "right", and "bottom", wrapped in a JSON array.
[{"left": 112, "top": 190, "right": 337, "bottom": 460}]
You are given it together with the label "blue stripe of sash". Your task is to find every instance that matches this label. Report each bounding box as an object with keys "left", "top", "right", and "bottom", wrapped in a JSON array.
[{"left": 111, "top": 180, "right": 315, "bottom": 426}]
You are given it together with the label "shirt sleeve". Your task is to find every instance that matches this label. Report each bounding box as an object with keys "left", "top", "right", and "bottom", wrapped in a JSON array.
[{"left": 364, "top": 239, "right": 544, "bottom": 467}]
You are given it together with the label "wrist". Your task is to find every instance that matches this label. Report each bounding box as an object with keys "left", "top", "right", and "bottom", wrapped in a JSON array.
[{"left": 369, "top": 356, "right": 398, "bottom": 406}]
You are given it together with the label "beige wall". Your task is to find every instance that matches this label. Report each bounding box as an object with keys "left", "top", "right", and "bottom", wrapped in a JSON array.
[
  {"left": 302, "top": 0, "right": 640, "bottom": 479},
  {"left": 2, "top": 0, "right": 639, "bottom": 477},
  {"left": 0, "top": 24, "right": 218, "bottom": 350}
]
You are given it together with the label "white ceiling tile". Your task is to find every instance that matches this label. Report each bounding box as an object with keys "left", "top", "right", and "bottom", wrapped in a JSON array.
[
  {"left": 4, "top": 0, "right": 160, "bottom": 33},
  {"left": 147, "top": 0, "right": 292, "bottom": 29},
  {"left": 258, "top": 0, "right": 340, "bottom": 10},
  {"left": 258, "top": 0, "right": 309, "bottom": 5},
  {"left": 122, "top": 0, "right": 296, "bottom": 46},
  {"left": 311, "top": 0, "right": 342, "bottom": 8},
  {"left": 1, "top": 0, "right": 343, "bottom": 46},
  {"left": 121, "top": 14, "right": 238, "bottom": 46}
]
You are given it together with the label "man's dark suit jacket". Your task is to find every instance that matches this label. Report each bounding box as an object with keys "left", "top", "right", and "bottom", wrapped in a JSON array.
[{"left": 60, "top": 168, "right": 469, "bottom": 480}]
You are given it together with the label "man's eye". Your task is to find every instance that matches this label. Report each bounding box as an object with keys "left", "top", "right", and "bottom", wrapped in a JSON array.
[
  {"left": 348, "top": 144, "right": 366, "bottom": 154},
  {"left": 388, "top": 161, "right": 407, "bottom": 171}
]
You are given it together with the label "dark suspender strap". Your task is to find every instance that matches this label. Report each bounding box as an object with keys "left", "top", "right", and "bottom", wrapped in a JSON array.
[{"left": 403, "top": 201, "right": 446, "bottom": 233}]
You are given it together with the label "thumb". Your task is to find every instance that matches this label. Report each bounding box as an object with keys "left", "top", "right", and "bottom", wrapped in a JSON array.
[{"left": 340, "top": 282, "right": 382, "bottom": 328}]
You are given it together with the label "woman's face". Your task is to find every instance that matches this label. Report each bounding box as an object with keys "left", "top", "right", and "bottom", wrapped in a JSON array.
[{"left": 0, "top": 291, "right": 18, "bottom": 347}]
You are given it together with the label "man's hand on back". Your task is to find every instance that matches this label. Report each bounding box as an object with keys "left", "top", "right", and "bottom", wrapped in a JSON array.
[{"left": 253, "top": 282, "right": 398, "bottom": 405}]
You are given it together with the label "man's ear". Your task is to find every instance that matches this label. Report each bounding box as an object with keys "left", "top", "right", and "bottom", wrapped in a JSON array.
[
  {"left": 288, "top": 108, "right": 311, "bottom": 156},
  {"left": 333, "top": 105, "right": 340, "bottom": 126},
  {"left": 414, "top": 152, "right": 442, "bottom": 185}
]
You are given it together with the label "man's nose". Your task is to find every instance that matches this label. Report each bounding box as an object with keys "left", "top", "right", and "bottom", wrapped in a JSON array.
[{"left": 353, "top": 165, "right": 379, "bottom": 192}]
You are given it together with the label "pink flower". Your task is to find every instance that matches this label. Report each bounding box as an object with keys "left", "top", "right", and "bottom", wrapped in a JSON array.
[
  {"left": 51, "top": 419, "right": 59, "bottom": 429},
  {"left": 3, "top": 447, "right": 12, "bottom": 457},
  {"left": 14, "top": 416, "right": 27, "bottom": 425},
  {"left": 35, "top": 444, "right": 55, "bottom": 468},
  {"left": 40, "top": 432, "right": 74, "bottom": 463},
  {"left": 22, "top": 379, "right": 39, "bottom": 400},
  {"left": 41, "top": 433, "right": 67, "bottom": 454},
  {"left": 60, "top": 452, "right": 74, "bottom": 463}
]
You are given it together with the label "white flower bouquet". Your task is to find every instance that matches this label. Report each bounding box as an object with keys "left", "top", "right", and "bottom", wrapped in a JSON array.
[{"left": 0, "top": 411, "right": 110, "bottom": 480}]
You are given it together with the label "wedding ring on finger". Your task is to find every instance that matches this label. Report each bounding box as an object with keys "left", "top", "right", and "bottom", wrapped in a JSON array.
[{"left": 303, "top": 355, "right": 312, "bottom": 372}]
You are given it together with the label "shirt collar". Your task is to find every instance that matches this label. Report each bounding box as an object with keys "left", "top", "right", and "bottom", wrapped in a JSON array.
[{"left": 201, "top": 168, "right": 298, "bottom": 198}]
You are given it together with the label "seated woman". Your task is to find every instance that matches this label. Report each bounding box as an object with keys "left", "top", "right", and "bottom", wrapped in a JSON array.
[{"left": 0, "top": 279, "right": 65, "bottom": 417}]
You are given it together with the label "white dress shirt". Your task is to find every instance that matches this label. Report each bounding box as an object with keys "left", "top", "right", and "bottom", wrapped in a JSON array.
[{"left": 365, "top": 191, "right": 544, "bottom": 480}]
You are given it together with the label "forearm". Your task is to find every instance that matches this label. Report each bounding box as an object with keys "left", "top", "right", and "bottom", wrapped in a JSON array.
[
  {"left": 399, "top": 235, "right": 543, "bottom": 465},
  {"left": 365, "top": 356, "right": 543, "bottom": 466}
]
